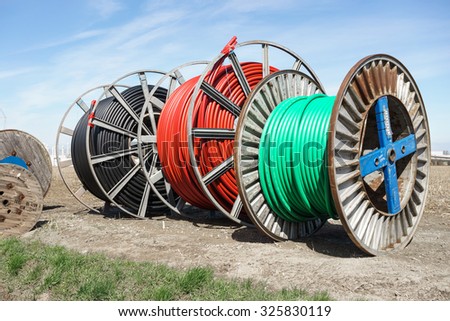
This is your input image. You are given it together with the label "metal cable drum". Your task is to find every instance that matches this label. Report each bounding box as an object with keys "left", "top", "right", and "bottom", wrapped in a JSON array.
[
  {"left": 185, "top": 36, "right": 324, "bottom": 226},
  {"left": 56, "top": 85, "right": 129, "bottom": 213},
  {"left": 0, "top": 163, "right": 43, "bottom": 236},
  {"left": 235, "top": 55, "right": 430, "bottom": 255},
  {"left": 0, "top": 129, "right": 52, "bottom": 197},
  {"left": 72, "top": 70, "right": 170, "bottom": 218}
]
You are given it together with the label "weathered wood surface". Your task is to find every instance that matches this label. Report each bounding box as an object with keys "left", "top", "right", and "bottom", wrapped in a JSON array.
[
  {"left": 0, "top": 129, "right": 52, "bottom": 197},
  {"left": 0, "top": 163, "right": 43, "bottom": 236}
]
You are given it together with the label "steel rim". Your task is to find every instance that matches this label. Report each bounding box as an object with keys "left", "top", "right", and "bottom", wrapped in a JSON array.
[
  {"left": 329, "top": 54, "right": 431, "bottom": 255},
  {"left": 187, "top": 39, "right": 323, "bottom": 226}
]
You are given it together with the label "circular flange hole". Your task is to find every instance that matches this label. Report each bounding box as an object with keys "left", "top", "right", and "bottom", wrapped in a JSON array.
[{"left": 388, "top": 148, "right": 396, "bottom": 163}]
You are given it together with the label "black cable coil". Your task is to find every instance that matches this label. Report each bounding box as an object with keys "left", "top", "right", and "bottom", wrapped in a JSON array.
[{"left": 71, "top": 85, "right": 170, "bottom": 216}]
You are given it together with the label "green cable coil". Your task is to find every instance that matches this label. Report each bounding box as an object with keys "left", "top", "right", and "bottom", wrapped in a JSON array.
[{"left": 259, "top": 94, "right": 338, "bottom": 222}]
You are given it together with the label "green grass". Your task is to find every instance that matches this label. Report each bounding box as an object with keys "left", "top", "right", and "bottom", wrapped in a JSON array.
[{"left": 0, "top": 238, "right": 331, "bottom": 301}]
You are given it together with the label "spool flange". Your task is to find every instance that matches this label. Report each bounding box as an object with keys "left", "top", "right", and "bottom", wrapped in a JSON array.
[
  {"left": 329, "top": 54, "right": 431, "bottom": 255},
  {"left": 234, "top": 70, "right": 326, "bottom": 239}
]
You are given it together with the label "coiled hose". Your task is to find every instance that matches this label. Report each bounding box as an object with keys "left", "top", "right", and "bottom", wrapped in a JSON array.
[
  {"left": 259, "top": 94, "right": 338, "bottom": 222},
  {"left": 72, "top": 85, "right": 169, "bottom": 214},
  {"left": 158, "top": 62, "right": 277, "bottom": 210}
]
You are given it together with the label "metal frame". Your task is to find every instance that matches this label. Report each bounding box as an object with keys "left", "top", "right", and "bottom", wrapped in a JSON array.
[
  {"left": 136, "top": 61, "right": 211, "bottom": 218},
  {"left": 234, "top": 70, "right": 327, "bottom": 240},
  {"left": 84, "top": 70, "right": 169, "bottom": 218},
  {"left": 56, "top": 85, "right": 129, "bottom": 213},
  {"left": 187, "top": 38, "right": 323, "bottom": 226},
  {"left": 329, "top": 54, "right": 431, "bottom": 255}
]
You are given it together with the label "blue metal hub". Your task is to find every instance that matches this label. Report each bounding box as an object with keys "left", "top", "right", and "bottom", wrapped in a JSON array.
[{"left": 359, "top": 96, "right": 417, "bottom": 214}]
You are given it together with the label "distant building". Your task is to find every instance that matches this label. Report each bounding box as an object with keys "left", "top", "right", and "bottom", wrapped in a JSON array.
[
  {"left": 46, "top": 145, "right": 71, "bottom": 167},
  {"left": 431, "top": 150, "right": 450, "bottom": 157}
]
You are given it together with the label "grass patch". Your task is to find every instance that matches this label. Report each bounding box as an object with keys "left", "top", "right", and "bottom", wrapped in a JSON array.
[{"left": 0, "top": 238, "right": 332, "bottom": 301}]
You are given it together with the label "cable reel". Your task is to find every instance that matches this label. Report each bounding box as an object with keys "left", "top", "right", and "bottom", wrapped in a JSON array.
[{"left": 235, "top": 55, "right": 430, "bottom": 255}]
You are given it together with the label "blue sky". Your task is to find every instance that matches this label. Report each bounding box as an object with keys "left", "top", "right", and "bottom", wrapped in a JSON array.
[{"left": 0, "top": 0, "right": 449, "bottom": 150}]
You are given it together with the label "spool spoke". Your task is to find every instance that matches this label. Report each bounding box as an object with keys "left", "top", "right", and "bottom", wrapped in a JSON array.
[
  {"left": 107, "top": 149, "right": 152, "bottom": 200},
  {"left": 150, "top": 96, "right": 165, "bottom": 110},
  {"left": 109, "top": 85, "right": 152, "bottom": 135},
  {"left": 200, "top": 82, "right": 241, "bottom": 116},
  {"left": 383, "top": 162, "right": 401, "bottom": 214},
  {"left": 359, "top": 149, "right": 388, "bottom": 177},
  {"left": 107, "top": 162, "right": 141, "bottom": 199},
  {"left": 91, "top": 146, "right": 140, "bottom": 165},
  {"left": 91, "top": 118, "right": 137, "bottom": 139},
  {"left": 228, "top": 51, "right": 251, "bottom": 96},
  {"left": 230, "top": 196, "right": 243, "bottom": 218},
  {"left": 138, "top": 72, "right": 149, "bottom": 98},
  {"left": 375, "top": 96, "right": 393, "bottom": 146},
  {"left": 149, "top": 169, "right": 164, "bottom": 184},
  {"left": 292, "top": 58, "right": 302, "bottom": 71},
  {"left": 192, "top": 128, "right": 235, "bottom": 140},
  {"left": 164, "top": 180, "right": 177, "bottom": 208},
  {"left": 109, "top": 86, "right": 141, "bottom": 124},
  {"left": 74, "top": 186, "right": 87, "bottom": 198},
  {"left": 202, "top": 156, "right": 234, "bottom": 186},
  {"left": 176, "top": 198, "right": 186, "bottom": 211},
  {"left": 173, "top": 69, "right": 186, "bottom": 85},
  {"left": 59, "top": 159, "right": 73, "bottom": 168},
  {"left": 168, "top": 76, "right": 178, "bottom": 97},
  {"left": 262, "top": 44, "right": 270, "bottom": 77},
  {"left": 137, "top": 182, "right": 151, "bottom": 217},
  {"left": 139, "top": 73, "right": 159, "bottom": 134},
  {"left": 60, "top": 126, "right": 74, "bottom": 136},
  {"left": 140, "top": 135, "right": 157, "bottom": 144},
  {"left": 76, "top": 98, "right": 89, "bottom": 112},
  {"left": 392, "top": 134, "right": 416, "bottom": 161}
]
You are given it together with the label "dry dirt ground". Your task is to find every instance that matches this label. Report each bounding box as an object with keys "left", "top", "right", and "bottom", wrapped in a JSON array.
[{"left": 19, "top": 166, "right": 450, "bottom": 301}]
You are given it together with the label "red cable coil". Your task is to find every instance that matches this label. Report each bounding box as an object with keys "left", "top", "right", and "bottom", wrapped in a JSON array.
[{"left": 157, "top": 62, "right": 277, "bottom": 210}]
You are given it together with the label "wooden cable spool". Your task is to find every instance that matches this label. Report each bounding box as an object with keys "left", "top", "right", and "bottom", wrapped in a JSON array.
[
  {"left": 0, "top": 163, "right": 43, "bottom": 236},
  {"left": 0, "top": 129, "right": 52, "bottom": 197}
]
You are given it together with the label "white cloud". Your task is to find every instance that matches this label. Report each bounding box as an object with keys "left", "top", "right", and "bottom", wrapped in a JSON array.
[
  {"left": 87, "top": 0, "right": 124, "bottom": 19},
  {"left": 4, "top": 29, "right": 107, "bottom": 56},
  {"left": 0, "top": 67, "right": 36, "bottom": 80}
]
